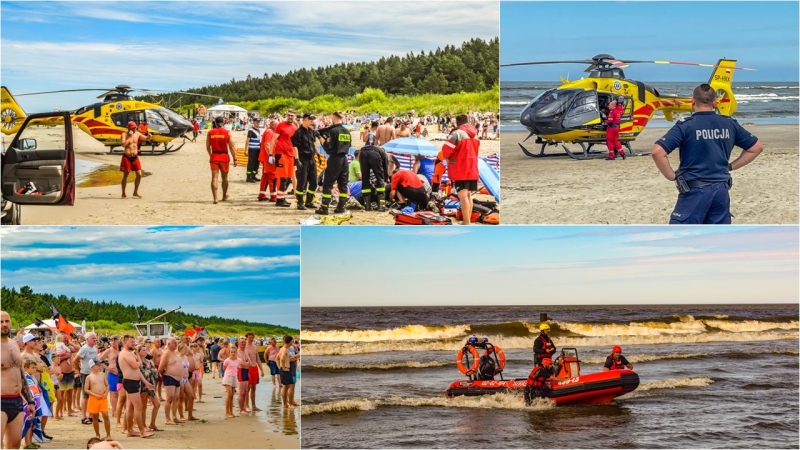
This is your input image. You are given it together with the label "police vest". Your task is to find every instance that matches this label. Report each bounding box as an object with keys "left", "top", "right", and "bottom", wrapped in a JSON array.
[
  {"left": 209, "top": 128, "right": 231, "bottom": 153},
  {"left": 248, "top": 128, "right": 261, "bottom": 151}
]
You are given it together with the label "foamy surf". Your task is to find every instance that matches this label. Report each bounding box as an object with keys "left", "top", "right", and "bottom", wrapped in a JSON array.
[
  {"left": 306, "top": 361, "right": 452, "bottom": 371},
  {"left": 637, "top": 376, "right": 715, "bottom": 391},
  {"left": 580, "top": 353, "right": 706, "bottom": 365},
  {"left": 301, "top": 393, "right": 554, "bottom": 415},
  {"left": 302, "top": 324, "right": 471, "bottom": 342},
  {"left": 304, "top": 331, "right": 798, "bottom": 355}
]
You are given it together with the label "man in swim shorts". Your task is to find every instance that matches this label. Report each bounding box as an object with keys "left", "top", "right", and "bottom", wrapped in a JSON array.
[
  {"left": 244, "top": 332, "right": 264, "bottom": 412},
  {"left": 157, "top": 338, "right": 183, "bottom": 425},
  {"left": 98, "top": 336, "right": 120, "bottom": 417},
  {"left": 206, "top": 116, "right": 238, "bottom": 204},
  {"left": 2, "top": 311, "right": 36, "bottom": 450},
  {"left": 120, "top": 121, "right": 151, "bottom": 199},
  {"left": 277, "top": 336, "right": 297, "bottom": 409},
  {"left": 119, "top": 335, "right": 153, "bottom": 438}
]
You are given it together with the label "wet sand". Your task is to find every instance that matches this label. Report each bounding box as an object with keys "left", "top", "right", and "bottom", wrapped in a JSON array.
[
  {"left": 40, "top": 375, "right": 299, "bottom": 449},
  {"left": 500, "top": 124, "right": 799, "bottom": 224},
  {"left": 18, "top": 126, "right": 499, "bottom": 225}
]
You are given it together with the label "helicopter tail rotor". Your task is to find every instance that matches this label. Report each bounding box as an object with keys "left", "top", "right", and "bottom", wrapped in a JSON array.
[
  {"left": 1, "top": 87, "right": 27, "bottom": 135},
  {"left": 707, "top": 59, "right": 738, "bottom": 116}
]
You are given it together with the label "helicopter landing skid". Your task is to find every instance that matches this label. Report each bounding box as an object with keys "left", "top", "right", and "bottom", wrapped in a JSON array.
[
  {"left": 518, "top": 142, "right": 564, "bottom": 158},
  {"left": 105, "top": 142, "right": 185, "bottom": 156},
  {"left": 563, "top": 143, "right": 607, "bottom": 160}
]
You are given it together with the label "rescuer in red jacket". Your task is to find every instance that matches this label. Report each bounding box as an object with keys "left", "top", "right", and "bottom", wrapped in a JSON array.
[{"left": 605, "top": 97, "right": 626, "bottom": 160}]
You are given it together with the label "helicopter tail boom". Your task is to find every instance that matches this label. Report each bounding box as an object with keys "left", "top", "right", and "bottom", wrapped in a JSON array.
[
  {"left": 1, "top": 87, "right": 27, "bottom": 135},
  {"left": 707, "top": 59, "right": 738, "bottom": 116}
]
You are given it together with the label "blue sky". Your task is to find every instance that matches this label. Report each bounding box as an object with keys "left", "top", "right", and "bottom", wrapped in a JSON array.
[
  {"left": 501, "top": 1, "right": 799, "bottom": 82},
  {"left": 301, "top": 226, "right": 798, "bottom": 307},
  {"left": 1, "top": 226, "right": 300, "bottom": 328},
  {"left": 0, "top": 1, "right": 498, "bottom": 113}
]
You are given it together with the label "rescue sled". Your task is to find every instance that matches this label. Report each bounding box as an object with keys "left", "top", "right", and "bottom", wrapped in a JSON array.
[{"left": 445, "top": 340, "right": 639, "bottom": 405}]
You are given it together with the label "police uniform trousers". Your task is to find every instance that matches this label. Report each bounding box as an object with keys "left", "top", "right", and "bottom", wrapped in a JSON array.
[
  {"left": 359, "top": 148, "right": 386, "bottom": 202},
  {"left": 321, "top": 153, "right": 349, "bottom": 204},
  {"left": 295, "top": 156, "right": 318, "bottom": 204},
  {"left": 247, "top": 149, "right": 260, "bottom": 178},
  {"left": 669, "top": 182, "right": 731, "bottom": 224}
]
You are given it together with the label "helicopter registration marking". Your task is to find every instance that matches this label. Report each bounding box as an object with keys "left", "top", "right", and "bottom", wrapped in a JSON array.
[{"left": 713, "top": 75, "right": 731, "bottom": 83}]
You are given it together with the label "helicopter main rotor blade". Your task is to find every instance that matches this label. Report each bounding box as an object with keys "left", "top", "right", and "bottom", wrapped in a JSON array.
[
  {"left": 619, "top": 60, "right": 756, "bottom": 70},
  {"left": 16, "top": 88, "right": 114, "bottom": 96},
  {"left": 501, "top": 60, "right": 595, "bottom": 67}
]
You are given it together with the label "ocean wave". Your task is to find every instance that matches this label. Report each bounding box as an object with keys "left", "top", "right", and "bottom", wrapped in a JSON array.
[
  {"left": 580, "top": 353, "right": 706, "bottom": 365},
  {"left": 702, "top": 319, "right": 799, "bottom": 333},
  {"left": 301, "top": 393, "right": 554, "bottom": 415},
  {"left": 735, "top": 86, "right": 798, "bottom": 90},
  {"left": 305, "top": 361, "right": 452, "bottom": 371},
  {"left": 302, "top": 324, "right": 470, "bottom": 342},
  {"left": 500, "top": 101, "right": 529, "bottom": 105},
  {"left": 632, "top": 376, "right": 714, "bottom": 393},
  {"left": 736, "top": 93, "right": 799, "bottom": 101},
  {"left": 555, "top": 320, "right": 708, "bottom": 336},
  {"left": 303, "top": 331, "right": 798, "bottom": 355}
]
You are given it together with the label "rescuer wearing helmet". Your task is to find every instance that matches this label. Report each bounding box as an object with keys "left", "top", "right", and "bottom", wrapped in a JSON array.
[
  {"left": 604, "top": 97, "right": 626, "bottom": 160},
  {"left": 533, "top": 323, "right": 556, "bottom": 365},
  {"left": 652, "top": 83, "right": 763, "bottom": 224},
  {"left": 604, "top": 345, "right": 633, "bottom": 371},
  {"left": 524, "top": 357, "right": 567, "bottom": 405}
]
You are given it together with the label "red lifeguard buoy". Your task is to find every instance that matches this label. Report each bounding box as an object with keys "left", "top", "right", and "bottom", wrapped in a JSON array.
[
  {"left": 457, "top": 345, "right": 480, "bottom": 375},
  {"left": 493, "top": 345, "right": 506, "bottom": 371}
]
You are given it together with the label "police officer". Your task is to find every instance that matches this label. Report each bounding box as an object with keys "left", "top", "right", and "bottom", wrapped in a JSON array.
[
  {"left": 358, "top": 145, "right": 389, "bottom": 212},
  {"left": 605, "top": 97, "right": 626, "bottom": 160},
  {"left": 652, "top": 83, "right": 763, "bottom": 224},
  {"left": 245, "top": 118, "right": 261, "bottom": 183},
  {"left": 533, "top": 323, "right": 556, "bottom": 365},
  {"left": 316, "top": 111, "right": 351, "bottom": 215},
  {"left": 291, "top": 113, "right": 320, "bottom": 211}
]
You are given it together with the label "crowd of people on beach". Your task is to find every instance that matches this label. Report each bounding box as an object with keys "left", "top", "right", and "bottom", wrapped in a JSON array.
[
  {"left": 1, "top": 311, "right": 299, "bottom": 449},
  {"left": 199, "top": 107, "right": 495, "bottom": 224}
]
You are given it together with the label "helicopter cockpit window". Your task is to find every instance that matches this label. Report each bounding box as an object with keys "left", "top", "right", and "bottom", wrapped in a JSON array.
[
  {"left": 145, "top": 110, "right": 170, "bottom": 134},
  {"left": 530, "top": 89, "right": 582, "bottom": 117},
  {"left": 155, "top": 108, "right": 190, "bottom": 127},
  {"left": 567, "top": 94, "right": 598, "bottom": 117}
]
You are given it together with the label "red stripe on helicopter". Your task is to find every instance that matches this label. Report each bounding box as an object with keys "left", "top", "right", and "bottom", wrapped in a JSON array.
[
  {"left": 634, "top": 105, "right": 655, "bottom": 117},
  {"left": 88, "top": 128, "right": 124, "bottom": 136}
]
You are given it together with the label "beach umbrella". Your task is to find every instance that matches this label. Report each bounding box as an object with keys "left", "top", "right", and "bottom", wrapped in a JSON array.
[{"left": 381, "top": 137, "right": 439, "bottom": 156}]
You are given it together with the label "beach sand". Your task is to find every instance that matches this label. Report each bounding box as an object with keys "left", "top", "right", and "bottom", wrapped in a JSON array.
[
  {"left": 40, "top": 375, "right": 299, "bottom": 449},
  {"left": 500, "top": 124, "right": 799, "bottom": 224},
  {"left": 19, "top": 126, "right": 499, "bottom": 225}
]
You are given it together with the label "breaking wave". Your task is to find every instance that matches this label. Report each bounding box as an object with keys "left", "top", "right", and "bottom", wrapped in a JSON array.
[
  {"left": 302, "top": 393, "right": 554, "bottom": 415},
  {"left": 305, "top": 361, "right": 452, "bottom": 371},
  {"left": 302, "top": 324, "right": 471, "bottom": 342}
]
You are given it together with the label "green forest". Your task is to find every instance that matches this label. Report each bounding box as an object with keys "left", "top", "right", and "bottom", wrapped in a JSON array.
[
  {"left": 1, "top": 286, "right": 298, "bottom": 337},
  {"left": 156, "top": 38, "right": 499, "bottom": 115}
]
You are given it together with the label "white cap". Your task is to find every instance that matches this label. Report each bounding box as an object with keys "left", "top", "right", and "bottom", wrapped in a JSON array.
[
  {"left": 22, "top": 334, "right": 40, "bottom": 344},
  {"left": 88, "top": 359, "right": 97, "bottom": 368}
]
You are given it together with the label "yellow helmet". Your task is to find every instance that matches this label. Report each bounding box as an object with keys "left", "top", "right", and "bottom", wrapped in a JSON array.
[{"left": 539, "top": 323, "right": 550, "bottom": 331}]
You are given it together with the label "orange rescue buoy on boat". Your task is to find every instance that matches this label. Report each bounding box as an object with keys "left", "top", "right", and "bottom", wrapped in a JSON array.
[{"left": 457, "top": 345, "right": 480, "bottom": 375}]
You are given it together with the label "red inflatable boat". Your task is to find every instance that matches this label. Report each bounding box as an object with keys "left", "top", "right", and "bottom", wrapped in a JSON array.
[{"left": 445, "top": 342, "right": 639, "bottom": 405}]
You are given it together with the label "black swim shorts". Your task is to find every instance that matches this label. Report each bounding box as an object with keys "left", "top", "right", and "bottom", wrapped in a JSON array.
[
  {"left": 162, "top": 375, "right": 180, "bottom": 388},
  {"left": 280, "top": 369, "right": 294, "bottom": 386},
  {"left": 122, "top": 379, "right": 141, "bottom": 394},
  {"left": 1, "top": 395, "right": 24, "bottom": 423}
]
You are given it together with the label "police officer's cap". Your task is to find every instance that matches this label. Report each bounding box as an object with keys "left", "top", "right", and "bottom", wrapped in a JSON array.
[{"left": 303, "top": 113, "right": 316, "bottom": 120}]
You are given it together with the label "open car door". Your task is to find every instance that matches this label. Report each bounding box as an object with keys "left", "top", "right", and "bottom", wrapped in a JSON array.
[{"left": 1, "top": 112, "right": 75, "bottom": 206}]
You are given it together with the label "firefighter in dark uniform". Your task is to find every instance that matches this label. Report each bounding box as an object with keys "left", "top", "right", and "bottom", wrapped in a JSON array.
[
  {"left": 316, "top": 111, "right": 351, "bottom": 215},
  {"left": 533, "top": 323, "right": 556, "bottom": 365},
  {"left": 291, "top": 113, "right": 320, "bottom": 211},
  {"left": 604, "top": 346, "right": 633, "bottom": 371},
  {"left": 358, "top": 144, "right": 389, "bottom": 211},
  {"left": 652, "top": 84, "right": 763, "bottom": 224}
]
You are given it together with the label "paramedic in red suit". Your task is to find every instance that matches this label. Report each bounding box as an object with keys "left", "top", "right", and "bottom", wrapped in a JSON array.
[
  {"left": 442, "top": 114, "right": 480, "bottom": 224},
  {"left": 605, "top": 97, "right": 626, "bottom": 160}
]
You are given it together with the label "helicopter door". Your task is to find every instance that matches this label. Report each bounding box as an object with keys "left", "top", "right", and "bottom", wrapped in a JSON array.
[
  {"left": 562, "top": 90, "right": 601, "bottom": 130},
  {"left": 1, "top": 112, "right": 75, "bottom": 206},
  {"left": 619, "top": 96, "right": 634, "bottom": 130}
]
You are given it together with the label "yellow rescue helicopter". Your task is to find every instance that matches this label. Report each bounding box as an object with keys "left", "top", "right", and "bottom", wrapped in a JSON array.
[
  {"left": 501, "top": 54, "right": 754, "bottom": 160},
  {"left": 1, "top": 85, "right": 216, "bottom": 155}
]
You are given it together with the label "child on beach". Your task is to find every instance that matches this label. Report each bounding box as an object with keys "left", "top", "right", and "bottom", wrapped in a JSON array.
[
  {"left": 83, "top": 359, "right": 112, "bottom": 441},
  {"left": 190, "top": 343, "right": 204, "bottom": 402},
  {"left": 221, "top": 346, "right": 240, "bottom": 418},
  {"left": 50, "top": 355, "right": 63, "bottom": 420}
]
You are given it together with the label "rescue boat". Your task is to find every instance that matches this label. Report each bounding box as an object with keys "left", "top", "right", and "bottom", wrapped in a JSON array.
[{"left": 445, "top": 339, "right": 639, "bottom": 405}]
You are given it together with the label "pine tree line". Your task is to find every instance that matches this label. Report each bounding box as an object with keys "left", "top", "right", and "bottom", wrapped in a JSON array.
[
  {"left": 156, "top": 38, "right": 498, "bottom": 105},
  {"left": 1, "top": 286, "right": 298, "bottom": 334}
]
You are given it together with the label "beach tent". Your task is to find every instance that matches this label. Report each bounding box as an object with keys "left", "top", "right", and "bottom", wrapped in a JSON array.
[
  {"left": 206, "top": 104, "right": 248, "bottom": 119},
  {"left": 24, "top": 319, "right": 83, "bottom": 336}
]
